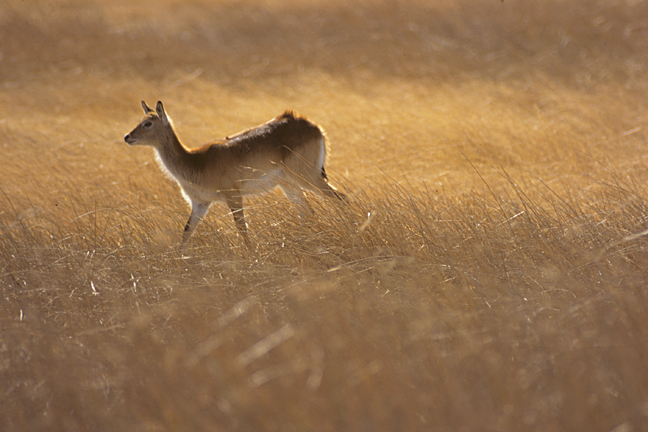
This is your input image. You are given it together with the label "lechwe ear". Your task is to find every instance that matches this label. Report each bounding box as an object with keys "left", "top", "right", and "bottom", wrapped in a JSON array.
[
  {"left": 141, "top": 100, "right": 154, "bottom": 114},
  {"left": 156, "top": 101, "right": 169, "bottom": 125}
]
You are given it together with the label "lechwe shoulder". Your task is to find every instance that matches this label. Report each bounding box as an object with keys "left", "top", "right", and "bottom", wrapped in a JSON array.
[{"left": 124, "top": 101, "right": 346, "bottom": 246}]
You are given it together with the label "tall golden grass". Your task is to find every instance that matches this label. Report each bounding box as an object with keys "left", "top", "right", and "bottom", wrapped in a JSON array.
[{"left": 2, "top": 0, "right": 648, "bottom": 430}]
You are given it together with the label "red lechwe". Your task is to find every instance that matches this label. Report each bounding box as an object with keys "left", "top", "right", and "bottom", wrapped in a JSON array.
[{"left": 124, "top": 101, "right": 345, "bottom": 245}]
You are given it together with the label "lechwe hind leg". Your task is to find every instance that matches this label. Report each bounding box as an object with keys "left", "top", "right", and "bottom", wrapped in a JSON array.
[
  {"left": 281, "top": 185, "right": 314, "bottom": 218},
  {"left": 286, "top": 165, "right": 346, "bottom": 203},
  {"left": 313, "top": 166, "right": 346, "bottom": 201},
  {"left": 284, "top": 139, "right": 346, "bottom": 202}
]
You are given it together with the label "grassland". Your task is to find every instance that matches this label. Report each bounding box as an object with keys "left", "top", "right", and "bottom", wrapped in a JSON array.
[{"left": 2, "top": 0, "right": 648, "bottom": 431}]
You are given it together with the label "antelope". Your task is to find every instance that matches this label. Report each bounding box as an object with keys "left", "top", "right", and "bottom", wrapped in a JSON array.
[{"left": 124, "top": 101, "right": 345, "bottom": 245}]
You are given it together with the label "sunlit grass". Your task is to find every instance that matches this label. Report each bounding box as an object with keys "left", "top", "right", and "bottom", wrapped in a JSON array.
[{"left": 2, "top": 0, "right": 648, "bottom": 431}]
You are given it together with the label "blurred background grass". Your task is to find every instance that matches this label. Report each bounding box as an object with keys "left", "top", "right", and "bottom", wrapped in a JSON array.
[{"left": 2, "top": 0, "right": 648, "bottom": 431}]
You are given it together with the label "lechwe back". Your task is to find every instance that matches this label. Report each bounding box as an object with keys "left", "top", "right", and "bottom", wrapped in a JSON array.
[{"left": 124, "top": 101, "right": 346, "bottom": 245}]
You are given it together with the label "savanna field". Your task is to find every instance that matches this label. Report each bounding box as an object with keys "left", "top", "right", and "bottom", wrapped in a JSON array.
[{"left": 2, "top": 0, "right": 648, "bottom": 431}]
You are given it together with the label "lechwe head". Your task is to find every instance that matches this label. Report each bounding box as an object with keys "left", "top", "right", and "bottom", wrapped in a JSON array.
[
  {"left": 124, "top": 101, "right": 346, "bottom": 246},
  {"left": 124, "top": 101, "right": 171, "bottom": 148}
]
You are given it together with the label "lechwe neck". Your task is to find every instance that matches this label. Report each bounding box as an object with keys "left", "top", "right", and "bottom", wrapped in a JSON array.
[{"left": 153, "top": 123, "right": 196, "bottom": 179}]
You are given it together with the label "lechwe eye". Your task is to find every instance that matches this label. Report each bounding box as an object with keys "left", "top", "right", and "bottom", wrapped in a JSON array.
[{"left": 143, "top": 121, "right": 153, "bottom": 128}]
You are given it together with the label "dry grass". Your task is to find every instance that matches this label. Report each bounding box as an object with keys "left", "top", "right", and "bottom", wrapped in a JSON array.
[{"left": 2, "top": 0, "right": 648, "bottom": 431}]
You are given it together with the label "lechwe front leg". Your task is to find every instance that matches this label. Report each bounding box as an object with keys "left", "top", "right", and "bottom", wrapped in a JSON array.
[
  {"left": 182, "top": 201, "right": 211, "bottom": 245},
  {"left": 182, "top": 195, "right": 251, "bottom": 246},
  {"left": 223, "top": 192, "right": 251, "bottom": 245}
]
